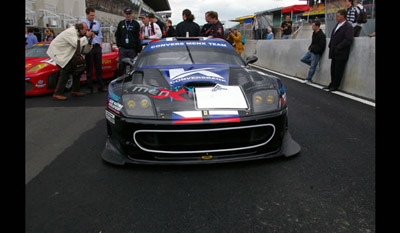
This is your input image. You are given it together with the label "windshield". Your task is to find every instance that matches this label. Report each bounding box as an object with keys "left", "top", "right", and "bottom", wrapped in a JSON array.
[
  {"left": 26, "top": 44, "right": 50, "bottom": 58},
  {"left": 135, "top": 45, "right": 245, "bottom": 68},
  {"left": 189, "top": 47, "right": 245, "bottom": 65}
]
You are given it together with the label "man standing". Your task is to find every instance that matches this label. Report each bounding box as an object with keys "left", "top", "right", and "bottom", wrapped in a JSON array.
[
  {"left": 204, "top": 11, "right": 224, "bottom": 39},
  {"left": 139, "top": 13, "right": 162, "bottom": 40},
  {"left": 353, "top": 0, "right": 366, "bottom": 37},
  {"left": 300, "top": 20, "right": 326, "bottom": 84},
  {"left": 323, "top": 9, "right": 354, "bottom": 92},
  {"left": 115, "top": 7, "right": 142, "bottom": 76},
  {"left": 280, "top": 15, "right": 293, "bottom": 39},
  {"left": 201, "top": 11, "right": 211, "bottom": 36},
  {"left": 83, "top": 7, "right": 107, "bottom": 93},
  {"left": 47, "top": 23, "right": 94, "bottom": 100},
  {"left": 149, "top": 13, "right": 166, "bottom": 38},
  {"left": 26, "top": 27, "right": 38, "bottom": 48},
  {"left": 175, "top": 9, "right": 200, "bottom": 37}
]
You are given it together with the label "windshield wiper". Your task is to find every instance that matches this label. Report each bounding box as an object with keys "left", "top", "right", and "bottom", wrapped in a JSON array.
[{"left": 184, "top": 44, "right": 195, "bottom": 64}]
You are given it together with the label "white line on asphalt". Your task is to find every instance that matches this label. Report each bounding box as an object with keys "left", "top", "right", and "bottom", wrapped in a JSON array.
[{"left": 250, "top": 64, "right": 375, "bottom": 107}]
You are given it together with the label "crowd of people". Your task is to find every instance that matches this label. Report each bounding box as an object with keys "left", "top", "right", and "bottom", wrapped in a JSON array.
[
  {"left": 25, "top": 6, "right": 243, "bottom": 100},
  {"left": 26, "top": 0, "right": 370, "bottom": 100}
]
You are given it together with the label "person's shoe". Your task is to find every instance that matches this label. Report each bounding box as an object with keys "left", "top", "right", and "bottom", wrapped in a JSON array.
[
  {"left": 71, "top": 91, "right": 85, "bottom": 97},
  {"left": 322, "top": 86, "right": 330, "bottom": 91},
  {"left": 53, "top": 94, "right": 67, "bottom": 100},
  {"left": 328, "top": 87, "right": 338, "bottom": 92}
]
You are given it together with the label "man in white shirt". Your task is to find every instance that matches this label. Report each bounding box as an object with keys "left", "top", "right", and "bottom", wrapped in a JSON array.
[
  {"left": 47, "top": 23, "right": 94, "bottom": 100},
  {"left": 323, "top": 9, "right": 354, "bottom": 92},
  {"left": 139, "top": 13, "right": 162, "bottom": 40}
]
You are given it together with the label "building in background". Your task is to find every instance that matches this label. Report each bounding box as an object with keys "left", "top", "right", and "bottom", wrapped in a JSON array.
[
  {"left": 230, "top": 0, "right": 375, "bottom": 40},
  {"left": 25, "top": 0, "right": 170, "bottom": 43}
]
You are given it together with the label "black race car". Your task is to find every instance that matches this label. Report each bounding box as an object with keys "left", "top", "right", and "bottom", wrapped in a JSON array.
[{"left": 102, "top": 37, "right": 300, "bottom": 165}]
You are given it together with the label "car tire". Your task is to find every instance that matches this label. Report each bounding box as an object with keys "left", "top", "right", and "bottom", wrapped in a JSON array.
[{"left": 65, "top": 74, "right": 73, "bottom": 91}]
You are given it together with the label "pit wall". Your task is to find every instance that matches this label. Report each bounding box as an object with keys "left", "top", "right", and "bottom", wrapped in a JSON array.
[{"left": 241, "top": 37, "right": 375, "bottom": 101}]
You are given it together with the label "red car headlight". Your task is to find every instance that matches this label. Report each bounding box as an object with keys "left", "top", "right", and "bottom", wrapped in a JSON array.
[{"left": 27, "top": 63, "right": 49, "bottom": 72}]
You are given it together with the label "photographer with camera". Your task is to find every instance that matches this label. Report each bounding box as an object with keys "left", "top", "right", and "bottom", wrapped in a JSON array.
[
  {"left": 83, "top": 7, "right": 107, "bottom": 93},
  {"left": 226, "top": 28, "right": 244, "bottom": 55},
  {"left": 47, "top": 23, "right": 94, "bottom": 100}
]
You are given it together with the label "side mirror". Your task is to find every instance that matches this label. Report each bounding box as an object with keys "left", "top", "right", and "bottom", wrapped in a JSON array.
[{"left": 245, "top": 56, "right": 258, "bottom": 65}]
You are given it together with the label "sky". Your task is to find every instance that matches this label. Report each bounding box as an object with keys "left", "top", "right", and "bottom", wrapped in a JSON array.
[{"left": 166, "top": 0, "right": 304, "bottom": 27}]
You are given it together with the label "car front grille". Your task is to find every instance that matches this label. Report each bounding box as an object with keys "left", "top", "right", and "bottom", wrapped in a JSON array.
[
  {"left": 133, "top": 124, "right": 276, "bottom": 154},
  {"left": 25, "top": 81, "right": 34, "bottom": 91}
]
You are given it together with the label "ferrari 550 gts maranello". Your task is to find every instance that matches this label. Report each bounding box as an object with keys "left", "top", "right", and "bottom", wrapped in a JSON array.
[{"left": 102, "top": 37, "right": 300, "bottom": 165}]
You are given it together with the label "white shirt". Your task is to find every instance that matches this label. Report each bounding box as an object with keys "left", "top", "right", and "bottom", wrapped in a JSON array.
[
  {"left": 334, "top": 21, "right": 346, "bottom": 34},
  {"left": 142, "top": 22, "right": 162, "bottom": 39}
]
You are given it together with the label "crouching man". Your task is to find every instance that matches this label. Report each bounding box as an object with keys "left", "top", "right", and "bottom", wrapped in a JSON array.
[{"left": 47, "top": 23, "right": 94, "bottom": 100}]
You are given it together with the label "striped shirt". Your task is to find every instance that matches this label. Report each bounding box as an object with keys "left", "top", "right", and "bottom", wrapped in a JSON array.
[{"left": 346, "top": 7, "right": 357, "bottom": 27}]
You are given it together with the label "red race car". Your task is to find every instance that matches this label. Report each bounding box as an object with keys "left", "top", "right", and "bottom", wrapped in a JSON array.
[{"left": 25, "top": 41, "right": 119, "bottom": 95}]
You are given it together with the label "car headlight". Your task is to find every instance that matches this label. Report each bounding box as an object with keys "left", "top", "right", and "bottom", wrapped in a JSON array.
[
  {"left": 27, "top": 63, "right": 49, "bottom": 72},
  {"left": 252, "top": 90, "right": 281, "bottom": 113},
  {"left": 122, "top": 94, "right": 156, "bottom": 117}
]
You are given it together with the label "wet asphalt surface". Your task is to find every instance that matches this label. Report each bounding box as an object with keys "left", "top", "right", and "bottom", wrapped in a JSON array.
[{"left": 25, "top": 74, "right": 375, "bottom": 232}]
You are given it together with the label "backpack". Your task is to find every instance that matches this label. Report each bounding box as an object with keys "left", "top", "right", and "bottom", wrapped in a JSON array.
[{"left": 355, "top": 6, "right": 368, "bottom": 24}]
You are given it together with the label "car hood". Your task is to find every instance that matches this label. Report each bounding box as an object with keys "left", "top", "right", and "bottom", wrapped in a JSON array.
[
  {"left": 110, "top": 65, "right": 282, "bottom": 121},
  {"left": 25, "top": 57, "right": 56, "bottom": 72}
]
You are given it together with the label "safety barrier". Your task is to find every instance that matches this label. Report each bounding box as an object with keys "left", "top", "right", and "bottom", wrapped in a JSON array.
[{"left": 242, "top": 37, "right": 375, "bottom": 101}]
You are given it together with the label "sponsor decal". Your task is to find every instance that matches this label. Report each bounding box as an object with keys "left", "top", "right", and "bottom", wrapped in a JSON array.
[
  {"left": 42, "top": 58, "right": 56, "bottom": 66},
  {"left": 161, "top": 65, "right": 229, "bottom": 87},
  {"left": 35, "top": 80, "right": 46, "bottom": 88},
  {"left": 102, "top": 59, "right": 111, "bottom": 65},
  {"left": 107, "top": 98, "right": 123, "bottom": 114},
  {"left": 131, "top": 86, "right": 193, "bottom": 102},
  {"left": 105, "top": 110, "right": 115, "bottom": 124},
  {"left": 144, "top": 40, "right": 233, "bottom": 52},
  {"left": 150, "top": 88, "right": 189, "bottom": 101}
]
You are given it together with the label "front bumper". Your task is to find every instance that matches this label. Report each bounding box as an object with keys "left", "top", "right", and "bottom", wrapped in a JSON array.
[{"left": 101, "top": 108, "right": 300, "bottom": 165}]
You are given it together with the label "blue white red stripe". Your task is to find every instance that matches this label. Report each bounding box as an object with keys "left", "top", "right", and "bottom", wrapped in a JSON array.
[
  {"left": 209, "top": 111, "right": 240, "bottom": 123},
  {"left": 172, "top": 111, "right": 203, "bottom": 124},
  {"left": 172, "top": 110, "right": 240, "bottom": 124}
]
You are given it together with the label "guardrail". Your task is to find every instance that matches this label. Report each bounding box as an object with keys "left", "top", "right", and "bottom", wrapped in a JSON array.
[{"left": 242, "top": 37, "right": 375, "bottom": 101}]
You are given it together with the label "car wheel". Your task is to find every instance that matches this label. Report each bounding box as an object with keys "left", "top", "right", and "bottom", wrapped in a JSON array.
[{"left": 65, "top": 74, "right": 73, "bottom": 90}]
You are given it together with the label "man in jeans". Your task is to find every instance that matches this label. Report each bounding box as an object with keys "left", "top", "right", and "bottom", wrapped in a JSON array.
[
  {"left": 300, "top": 20, "right": 326, "bottom": 83},
  {"left": 280, "top": 15, "right": 293, "bottom": 39}
]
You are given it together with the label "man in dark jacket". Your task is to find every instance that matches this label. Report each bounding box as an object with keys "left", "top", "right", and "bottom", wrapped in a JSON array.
[
  {"left": 175, "top": 9, "right": 200, "bottom": 37},
  {"left": 115, "top": 8, "right": 142, "bottom": 75},
  {"left": 324, "top": 9, "right": 354, "bottom": 91},
  {"left": 204, "top": 11, "right": 224, "bottom": 39},
  {"left": 300, "top": 20, "right": 326, "bottom": 83}
]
